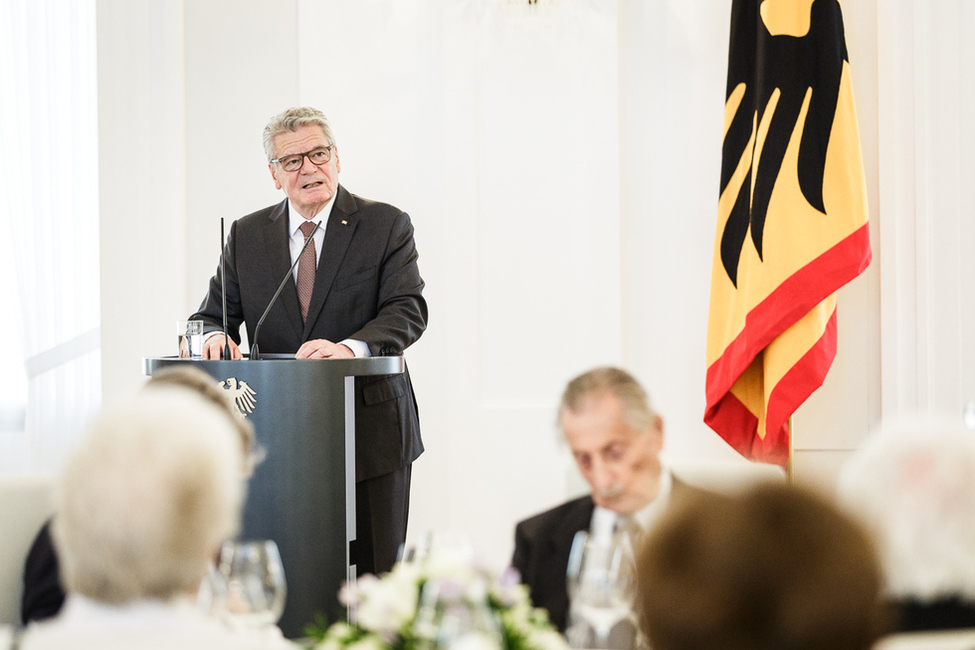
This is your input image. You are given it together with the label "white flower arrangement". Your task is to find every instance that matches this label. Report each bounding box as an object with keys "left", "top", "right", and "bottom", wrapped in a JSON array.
[{"left": 308, "top": 555, "right": 567, "bottom": 650}]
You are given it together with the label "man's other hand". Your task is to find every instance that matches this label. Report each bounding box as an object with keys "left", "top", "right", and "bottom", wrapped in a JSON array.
[{"left": 295, "top": 339, "right": 354, "bottom": 359}]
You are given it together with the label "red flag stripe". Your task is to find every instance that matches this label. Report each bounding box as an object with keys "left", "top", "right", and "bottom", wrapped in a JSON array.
[
  {"left": 704, "top": 306, "right": 840, "bottom": 467},
  {"left": 705, "top": 222, "right": 870, "bottom": 408}
]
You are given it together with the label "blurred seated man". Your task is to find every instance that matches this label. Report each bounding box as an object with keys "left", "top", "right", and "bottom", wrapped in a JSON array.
[
  {"left": 839, "top": 415, "right": 975, "bottom": 633},
  {"left": 637, "top": 483, "right": 887, "bottom": 650},
  {"left": 511, "top": 367, "right": 699, "bottom": 632},
  {"left": 21, "top": 364, "right": 259, "bottom": 625},
  {"left": 18, "top": 387, "right": 294, "bottom": 649}
]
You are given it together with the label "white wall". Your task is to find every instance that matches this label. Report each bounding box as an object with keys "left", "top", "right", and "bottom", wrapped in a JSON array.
[
  {"left": 617, "top": 0, "right": 747, "bottom": 463},
  {"left": 96, "top": 0, "right": 975, "bottom": 570},
  {"left": 876, "top": 0, "right": 975, "bottom": 418},
  {"left": 183, "top": 0, "right": 300, "bottom": 309},
  {"left": 98, "top": 0, "right": 187, "bottom": 406}
]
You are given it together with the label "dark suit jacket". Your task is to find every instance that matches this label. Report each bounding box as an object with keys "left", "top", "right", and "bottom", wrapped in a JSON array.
[
  {"left": 511, "top": 479, "right": 700, "bottom": 632},
  {"left": 512, "top": 495, "right": 594, "bottom": 632},
  {"left": 192, "top": 185, "right": 427, "bottom": 481},
  {"left": 891, "top": 596, "right": 975, "bottom": 633},
  {"left": 21, "top": 520, "right": 64, "bottom": 624}
]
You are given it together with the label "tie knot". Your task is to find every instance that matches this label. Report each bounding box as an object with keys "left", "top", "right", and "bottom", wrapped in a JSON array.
[
  {"left": 617, "top": 515, "right": 644, "bottom": 548},
  {"left": 300, "top": 221, "right": 317, "bottom": 237}
]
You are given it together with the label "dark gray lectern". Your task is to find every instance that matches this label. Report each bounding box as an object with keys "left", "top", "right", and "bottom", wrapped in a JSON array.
[{"left": 142, "top": 356, "right": 404, "bottom": 638}]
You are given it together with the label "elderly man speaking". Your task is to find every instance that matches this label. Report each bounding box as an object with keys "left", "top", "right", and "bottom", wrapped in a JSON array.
[
  {"left": 511, "top": 367, "right": 698, "bottom": 633},
  {"left": 190, "top": 106, "right": 427, "bottom": 577}
]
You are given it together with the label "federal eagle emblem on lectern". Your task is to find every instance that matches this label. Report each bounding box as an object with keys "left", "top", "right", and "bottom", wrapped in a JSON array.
[{"left": 220, "top": 378, "right": 257, "bottom": 418}]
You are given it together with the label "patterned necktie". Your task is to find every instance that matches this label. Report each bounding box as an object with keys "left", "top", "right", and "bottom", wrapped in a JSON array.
[
  {"left": 297, "top": 221, "right": 317, "bottom": 323},
  {"left": 618, "top": 515, "right": 645, "bottom": 555}
]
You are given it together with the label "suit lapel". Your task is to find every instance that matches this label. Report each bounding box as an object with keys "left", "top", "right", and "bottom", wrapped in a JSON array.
[
  {"left": 546, "top": 496, "right": 593, "bottom": 629},
  {"left": 302, "top": 185, "right": 358, "bottom": 339},
  {"left": 263, "top": 199, "right": 303, "bottom": 340},
  {"left": 551, "top": 496, "right": 594, "bottom": 558}
]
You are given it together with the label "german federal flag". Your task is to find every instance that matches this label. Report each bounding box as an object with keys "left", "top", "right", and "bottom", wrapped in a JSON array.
[{"left": 704, "top": 0, "right": 871, "bottom": 467}]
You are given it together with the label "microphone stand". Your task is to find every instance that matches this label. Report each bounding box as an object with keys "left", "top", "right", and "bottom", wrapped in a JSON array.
[{"left": 221, "top": 218, "right": 231, "bottom": 360}]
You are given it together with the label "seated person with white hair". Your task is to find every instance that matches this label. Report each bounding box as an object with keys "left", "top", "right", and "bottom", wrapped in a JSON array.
[
  {"left": 18, "top": 387, "right": 295, "bottom": 649},
  {"left": 21, "top": 364, "right": 260, "bottom": 624},
  {"left": 839, "top": 415, "right": 975, "bottom": 633}
]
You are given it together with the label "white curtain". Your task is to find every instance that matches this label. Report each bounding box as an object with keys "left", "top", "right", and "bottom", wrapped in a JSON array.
[{"left": 0, "top": 0, "right": 101, "bottom": 474}]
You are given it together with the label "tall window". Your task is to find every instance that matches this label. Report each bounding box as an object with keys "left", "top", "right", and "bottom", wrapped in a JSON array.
[{"left": 0, "top": 0, "right": 101, "bottom": 474}]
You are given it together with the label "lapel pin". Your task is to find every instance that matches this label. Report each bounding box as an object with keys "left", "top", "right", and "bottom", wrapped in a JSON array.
[{"left": 341, "top": 220, "right": 348, "bottom": 225}]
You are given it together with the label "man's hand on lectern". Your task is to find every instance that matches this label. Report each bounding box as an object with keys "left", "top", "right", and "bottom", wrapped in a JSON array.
[
  {"left": 202, "top": 334, "right": 243, "bottom": 360},
  {"left": 295, "top": 339, "right": 354, "bottom": 359}
]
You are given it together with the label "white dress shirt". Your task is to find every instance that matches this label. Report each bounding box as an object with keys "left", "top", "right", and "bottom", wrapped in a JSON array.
[{"left": 590, "top": 463, "right": 674, "bottom": 546}]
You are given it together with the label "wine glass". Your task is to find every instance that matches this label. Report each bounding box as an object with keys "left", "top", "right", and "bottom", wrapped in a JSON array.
[
  {"left": 197, "top": 560, "right": 228, "bottom": 616},
  {"left": 565, "top": 529, "right": 637, "bottom": 649},
  {"left": 216, "top": 539, "right": 287, "bottom": 628},
  {"left": 397, "top": 533, "right": 432, "bottom": 566},
  {"left": 413, "top": 572, "right": 502, "bottom": 650},
  {"left": 398, "top": 531, "right": 475, "bottom": 569}
]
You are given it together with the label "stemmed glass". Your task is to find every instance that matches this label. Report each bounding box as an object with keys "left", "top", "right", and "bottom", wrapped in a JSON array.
[
  {"left": 398, "top": 531, "right": 473, "bottom": 567},
  {"left": 565, "top": 528, "right": 637, "bottom": 649},
  {"left": 406, "top": 531, "right": 503, "bottom": 650},
  {"left": 413, "top": 577, "right": 502, "bottom": 650},
  {"left": 215, "top": 539, "right": 287, "bottom": 628}
]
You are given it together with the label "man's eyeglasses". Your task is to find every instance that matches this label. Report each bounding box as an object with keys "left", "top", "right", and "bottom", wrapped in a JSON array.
[{"left": 271, "top": 145, "right": 334, "bottom": 172}]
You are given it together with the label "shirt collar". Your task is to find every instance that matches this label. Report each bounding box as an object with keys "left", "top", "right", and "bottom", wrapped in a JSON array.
[
  {"left": 58, "top": 592, "right": 198, "bottom": 626},
  {"left": 288, "top": 195, "right": 336, "bottom": 237},
  {"left": 590, "top": 463, "right": 673, "bottom": 535},
  {"left": 632, "top": 463, "right": 673, "bottom": 533}
]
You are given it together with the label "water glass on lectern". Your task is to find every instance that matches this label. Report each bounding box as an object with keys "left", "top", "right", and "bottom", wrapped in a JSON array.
[{"left": 177, "top": 320, "right": 204, "bottom": 359}]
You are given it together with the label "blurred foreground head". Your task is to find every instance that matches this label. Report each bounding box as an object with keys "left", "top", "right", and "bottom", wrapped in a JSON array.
[
  {"left": 637, "top": 483, "right": 886, "bottom": 650},
  {"left": 839, "top": 414, "right": 975, "bottom": 603},
  {"left": 52, "top": 387, "right": 245, "bottom": 604},
  {"left": 144, "top": 364, "right": 259, "bottom": 476}
]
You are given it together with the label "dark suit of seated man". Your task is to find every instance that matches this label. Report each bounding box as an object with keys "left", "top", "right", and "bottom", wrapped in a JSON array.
[{"left": 511, "top": 367, "right": 698, "bottom": 634}]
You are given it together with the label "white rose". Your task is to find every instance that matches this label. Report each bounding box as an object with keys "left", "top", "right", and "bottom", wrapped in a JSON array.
[
  {"left": 356, "top": 573, "right": 420, "bottom": 638},
  {"left": 340, "top": 574, "right": 379, "bottom": 607},
  {"left": 315, "top": 638, "right": 344, "bottom": 650},
  {"left": 450, "top": 630, "right": 504, "bottom": 650},
  {"left": 527, "top": 628, "right": 571, "bottom": 650},
  {"left": 345, "top": 634, "right": 388, "bottom": 650},
  {"left": 326, "top": 622, "right": 356, "bottom": 641}
]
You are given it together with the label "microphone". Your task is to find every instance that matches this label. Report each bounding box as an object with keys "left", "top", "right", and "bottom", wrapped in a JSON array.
[
  {"left": 250, "top": 220, "right": 322, "bottom": 360},
  {"left": 220, "top": 218, "right": 231, "bottom": 360}
]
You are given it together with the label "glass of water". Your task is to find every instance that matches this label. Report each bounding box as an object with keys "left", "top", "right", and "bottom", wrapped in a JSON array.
[{"left": 177, "top": 320, "right": 204, "bottom": 359}]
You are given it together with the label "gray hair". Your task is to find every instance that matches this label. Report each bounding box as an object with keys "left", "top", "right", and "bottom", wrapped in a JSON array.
[
  {"left": 839, "top": 414, "right": 975, "bottom": 601},
  {"left": 53, "top": 387, "right": 245, "bottom": 604},
  {"left": 558, "top": 367, "right": 657, "bottom": 433},
  {"left": 263, "top": 106, "right": 336, "bottom": 161}
]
